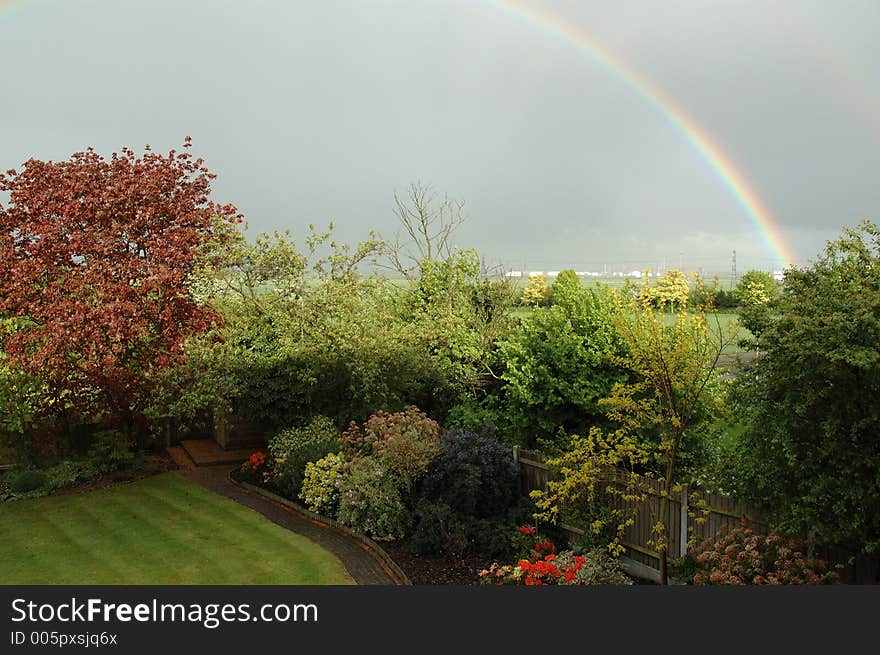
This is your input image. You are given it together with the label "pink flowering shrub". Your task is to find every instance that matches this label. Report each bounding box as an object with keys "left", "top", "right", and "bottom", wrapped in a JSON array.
[
  {"left": 690, "top": 523, "right": 837, "bottom": 585},
  {"left": 338, "top": 406, "right": 440, "bottom": 480}
]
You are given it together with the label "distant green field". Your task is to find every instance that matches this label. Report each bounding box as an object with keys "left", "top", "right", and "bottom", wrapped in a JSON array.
[
  {"left": 663, "top": 311, "right": 750, "bottom": 354},
  {"left": 219, "top": 272, "right": 752, "bottom": 351},
  {"left": 508, "top": 306, "right": 749, "bottom": 353}
]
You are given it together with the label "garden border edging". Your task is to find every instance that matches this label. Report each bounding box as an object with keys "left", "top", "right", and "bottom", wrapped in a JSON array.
[{"left": 226, "top": 470, "right": 411, "bottom": 586}]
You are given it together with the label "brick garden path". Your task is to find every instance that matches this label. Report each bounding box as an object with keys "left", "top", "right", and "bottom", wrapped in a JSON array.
[{"left": 180, "top": 465, "right": 400, "bottom": 585}]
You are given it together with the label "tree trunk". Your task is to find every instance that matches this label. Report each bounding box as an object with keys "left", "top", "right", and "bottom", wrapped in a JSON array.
[
  {"left": 658, "top": 428, "right": 683, "bottom": 586},
  {"left": 658, "top": 485, "right": 670, "bottom": 586}
]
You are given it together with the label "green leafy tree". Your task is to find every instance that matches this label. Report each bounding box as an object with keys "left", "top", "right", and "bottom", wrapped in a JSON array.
[
  {"left": 549, "top": 270, "right": 581, "bottom": 308},
  {"left": 729, "top": 221, "right": 880, "bottom": 554},
  {"left": 734, "top": 270, "right": 779, "bottom": 307},
  {"left": 734, "top": 270, "right": 781, "bottom": 343},
  {"left": 380, "top": 185, "right": 517, "bottom": 410},
  {"left": 499, "top": 286, "right": 629, "bottom": 446},
  {"left": 391, "top": 245, "right": 518, "bottom": 416},
  {"left": 603, "top": 299, "right": 730, "bottom": 584},
  {"left": 532, "top": 289, "right": 732, "bottom": 584},
  {"left": 149, "top": 222, "right": 455, "bottom": 432}
]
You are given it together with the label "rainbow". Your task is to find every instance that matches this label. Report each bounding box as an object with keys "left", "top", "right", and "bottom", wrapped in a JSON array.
[
  {"left": 486, "top": 0, "right": 796, "bottom": 268},
  {"left": 2, "top": 0, "right": 799, "bottom": 266}
]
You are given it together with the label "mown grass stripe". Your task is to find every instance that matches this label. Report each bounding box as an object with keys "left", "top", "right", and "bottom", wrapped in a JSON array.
[{"left": 0, "top": 472, "right": 352, "bottom": 585}]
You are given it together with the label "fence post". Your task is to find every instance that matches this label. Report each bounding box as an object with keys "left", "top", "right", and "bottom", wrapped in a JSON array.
[
  {"left": 512, "top": 446, "right": 522, "bottom": 495},
  {"left": 679, "top": 484, "right": 689, "bottom": 558}
]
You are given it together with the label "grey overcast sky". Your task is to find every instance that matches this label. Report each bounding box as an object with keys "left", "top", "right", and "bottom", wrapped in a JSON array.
[{"left": 1, "top": 0, "right": 878, "bottom": 273}]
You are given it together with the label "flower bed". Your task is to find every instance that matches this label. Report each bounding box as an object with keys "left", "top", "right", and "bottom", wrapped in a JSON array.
[
  {"left": 232, "top": 409, "right": 533, "bottom": 583},
  {"left": 479, "top": 526, "right": 633, "bottom": 586},
  {"left": 235, "top": 408, "right": 642, "bottom": 585}
]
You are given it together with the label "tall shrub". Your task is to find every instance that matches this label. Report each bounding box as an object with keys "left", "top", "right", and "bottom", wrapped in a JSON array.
[
  {"left": 418, "top": 430, "right": 518, "bottom": 518},
  {"left": 408, "top": 430, "right": 522, "bottom": 559},
  {"left": 729, "top": 221, "right": 880, "bottom": 553},
  {"left": 336, "top": 458, "right": 410, "bottom": 541},
  {"left": 339, "top": 406, "right": 440, "bottom": 481},
  {"left": 499, "top": 286, "right": 629, "bottom": 445},
  {"left": 268, "top": 415, "right": 338, "bottom": 499}
]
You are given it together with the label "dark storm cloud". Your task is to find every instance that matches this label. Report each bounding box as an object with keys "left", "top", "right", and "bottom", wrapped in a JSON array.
[{"left": 1, "top": 0, "right": 877, "bottom": 272}]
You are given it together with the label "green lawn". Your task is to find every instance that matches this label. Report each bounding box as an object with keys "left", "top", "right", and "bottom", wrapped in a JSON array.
[{"left": 0, "top": 472, "right": 353, "bottom": 585}]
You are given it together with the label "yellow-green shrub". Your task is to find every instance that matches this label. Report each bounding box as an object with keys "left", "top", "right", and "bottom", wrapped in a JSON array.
[{"left": 299, "top": 452, "right": 345, "bottom": 516}]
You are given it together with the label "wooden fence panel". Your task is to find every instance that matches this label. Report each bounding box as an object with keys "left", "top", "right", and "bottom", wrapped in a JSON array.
[
  {"left": 516, "top": 449, "right": 767, "bottom": 569},
  {"left": 517, "top": 450, "right": 550, "bottom": 494},
  {"left": 517, "top": 448, "right": 879, "bottom": 583},
  {"left": 687, "top": 488, "right": 768, "bottom": 547}
]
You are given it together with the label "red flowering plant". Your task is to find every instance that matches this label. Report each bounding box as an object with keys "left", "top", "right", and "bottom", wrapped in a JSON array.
[
  {"left": 479, "top": 545, "right": 586, "bottom": 586},
  {"left": 480, "top": 527, "right": 632, "bottom": 585},
  {"left": 689, "top": 522, "right": 838, "bottom": 585},
  {"left": 238, "top": 451, "right": 268, "bottom": 484},
  {"left": 517, "top": 552, "right": 584, "bottom": 586},
  {"left": 511, "top": 525, "right": 555, "bottom": 560}
]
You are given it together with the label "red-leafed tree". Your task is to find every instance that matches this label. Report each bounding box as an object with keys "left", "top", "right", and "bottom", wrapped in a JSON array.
[{"left": 0, "top": 139, "right": 240, "bottom": 435}]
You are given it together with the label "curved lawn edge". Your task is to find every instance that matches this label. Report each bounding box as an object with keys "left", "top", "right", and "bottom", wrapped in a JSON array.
[
  {"left": 226, "top": 470, "right": 411, "bottom": 586},
  {"left": 0, "top": 471, "right": 354, "bottom": 585}
]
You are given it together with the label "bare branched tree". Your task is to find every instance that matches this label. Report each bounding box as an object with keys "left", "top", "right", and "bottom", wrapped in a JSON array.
[{"left": 381, "top": 181, "right": 466, "bottom": 280}]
